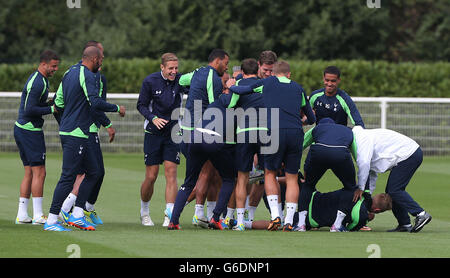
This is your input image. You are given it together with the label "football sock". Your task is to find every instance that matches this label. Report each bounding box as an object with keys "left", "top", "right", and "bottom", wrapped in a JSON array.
[
  {"left": 285, "top": 202, "right": 297, "bottom": 225},
  {"left": 206, "top": 201, "right": 216, "bottom": 221},
  {"left": 248, "top": 206, "right": 257, "bottom": 221},
  {"left": 297, "top": 211, "right": 307, "bottom": 227},
  {"left": 17, "top": 197, "right": 29, "bottom": 219},
  {"left": 236, "top": 208, "right": 245, "bottom": 225},
  {"left": 62, "top": 193, "right": 76, "bottom": 213},
  {"left": 278, "top": 202, "right": 284, "bottom": 222},
  {"left": 267, "top": 195, "right": 279, "bottom": 220},
  {"left": 32, "top": 197, "right": 44, "bottom": 219},
  {"left": 244, "top": 220, "right": 253, "bottom": 229},
  {"left": 333, "top": 210, "right": 346, "bottom": 228},
  {"left": 140, "top": 200, "right": 149, "bottom": 217},
  {"left": 166, "top": 202, "right": 174, "bottom": 213},
  {"left": 85, "top": 201, "right": 95, "bottom": 212},
  {"left": 226, "top": 207, "right": 235, "bottom": 219},
  {"left": 72, "top": 206, "right": 84, "bottom": 218},
  {"left": 245, "top": 196, "right": 250, "bottom": 210},
  {"left": 47, "top": 213, "right": 59, "bottom": 225},
  {"left": 195, "top": 204, "right": 205, "bottom": 219}
]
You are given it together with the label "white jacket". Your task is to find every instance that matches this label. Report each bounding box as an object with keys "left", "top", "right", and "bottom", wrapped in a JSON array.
[{"left": 352, "top": 126, "right": 420, "bottom": 192}]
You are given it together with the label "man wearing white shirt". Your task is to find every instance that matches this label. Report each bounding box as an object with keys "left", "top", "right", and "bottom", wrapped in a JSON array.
[{"left": 352, "top": 126, "right": 432, "bottom": 233}]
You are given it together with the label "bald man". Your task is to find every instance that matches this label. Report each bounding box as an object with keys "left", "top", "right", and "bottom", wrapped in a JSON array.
[{"left": 44, "top": 46, "right": 124, "bottom": 231}]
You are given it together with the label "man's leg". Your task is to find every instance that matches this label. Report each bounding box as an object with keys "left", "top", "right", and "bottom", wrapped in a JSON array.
[
  {"left": 209, "top": 145, "right": 237, "bottom": 228},
  {"left": 283, "top": 172, "right": 299, "bottom": 227},
  {"left": 30, "top": 165, "right": 46, "bottom": 221},
  {"left": 162, "top": 160, "right": 177, "bottom": 226},
  {"left": 194, "top": 160, "right": 214, "bottom": 222},
  {"left": 47, "top": 136, "right": 85, "bottom": 225},
  {"left": 170, "top": 143, "right": 208, "bottom": 227},
  {"left": 86, "top": 134, "right": 105, "bottom": 208},
  {"left": 264, "top": 169, "right": 280, "bottom": 221},
  {"left": 386, "top": 148, "right": 430, "bottom": 232},
  {"left": 140, "top": 165, "right": 159, "bottom": 226},
  {"left": 297, "top": 148, "right": 327, "bottom": 229},
  {"left": 72, "top": 138, "right": 103, "bottom": 228},
  {"left": 16, "top": 166, "right": 32, "bottom": 223},
  {"left": 236, "top": 171, "right": 249, "bottom": 227}
]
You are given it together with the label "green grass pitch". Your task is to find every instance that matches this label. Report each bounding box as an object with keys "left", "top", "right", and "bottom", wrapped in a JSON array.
[{"left": 0, "top": 152, "right": 449, "bottom": 258}]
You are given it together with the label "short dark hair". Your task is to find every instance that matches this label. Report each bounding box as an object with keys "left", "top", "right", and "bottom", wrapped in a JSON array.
[
  {"left": 208, "top": 49, "right": 229, "bottom": 63},
  {"left": 324, "top": 66, "right": 341, "bottom": 78},
  {"left": 241, "top": 58, "right": 258, "bottom": 75},
  {"left": 40, "top": 50, "right": 60, "bottom": 63},
  {"left": 258, "top": 50, "right": 277, "bottom": 65}
]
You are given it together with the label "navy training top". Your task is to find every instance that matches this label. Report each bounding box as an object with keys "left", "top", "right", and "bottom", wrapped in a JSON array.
[
  {"left": 137, "top": 71, "right": 185, "bottom": 136},
  {"left": 229, "top": 76, "right": 316, "bottom": 130},
  {"left": 181, "top": 66, "right": 223, "bottom": 130},
  {"left": 309, "top": 88, "right": 365, "bottom": 127},
  {"left": 54, "top": 63, "right": 119, "bottom": 138},
  {"left": 15, "top": 71, "right": 53, "bottom": 131}
]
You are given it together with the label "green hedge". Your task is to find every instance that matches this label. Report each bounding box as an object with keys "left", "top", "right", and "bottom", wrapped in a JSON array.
[{"left": 1, "top": 59, "right": 449, "bottom": 97}]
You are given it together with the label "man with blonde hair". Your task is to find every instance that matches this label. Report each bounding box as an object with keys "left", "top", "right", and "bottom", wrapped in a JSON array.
[{"left": 137, "top": 52, "right": 186, "bottom": 227}]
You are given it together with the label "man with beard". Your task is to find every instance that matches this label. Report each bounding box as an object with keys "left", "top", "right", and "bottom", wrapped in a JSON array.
[
  {"left": 44, "top": 46, "right": 125, "bottom": 231},
  {"left": 14, "top": 50, "right": 60, "bottom": 225}
]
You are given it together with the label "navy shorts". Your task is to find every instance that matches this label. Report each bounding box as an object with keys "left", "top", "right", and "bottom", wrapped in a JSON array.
[
  {"left": 235, "top": 143, "right": 261, "bottom": 172},
  {"left": 264, "top": 129, "right": 303, "bottom": 174},
  {"left": 144, "top": 132, "right": 180, "bottom": 165},
  {"left": 14, "top": 125, "right": 46, "bottom": 166}
]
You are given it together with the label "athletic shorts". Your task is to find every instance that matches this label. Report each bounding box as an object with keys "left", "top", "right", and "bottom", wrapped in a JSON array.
[
  {"left": 144, "top": 132, "right": 180, "bottom": 165},
  {"left": 14, "top": 125, "right": 46, "bottom": 166},
  {"left": 235, "top": 142, "right": 262, "bottom": 172},
  {"left": 263, "top": 129, "right": 303, "bottom": 174}
]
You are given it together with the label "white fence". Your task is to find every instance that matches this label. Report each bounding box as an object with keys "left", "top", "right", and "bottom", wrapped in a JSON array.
[{"left": 1, "top": 92, "right": 449, "bottom": 155}]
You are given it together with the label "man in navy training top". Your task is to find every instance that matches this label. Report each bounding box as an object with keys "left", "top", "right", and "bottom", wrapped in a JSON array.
[
  {"left": 297, "top": 117, "right": 358, "bottom": 232},
  {"left": 228, "top": 60, "right": 316, "bottom": 231},
  {"left": 14, "top": 50, "right": 60, "bottom": 225},
  {"left": 60, "top": 41, "right": 117, "bottom": 226},
  {"left": 44, "top": 46, "right": 125, "bottom": 231},
  {"left": 168, "top": 49, "right": 230, "bottom": 230},
  {"left": 229, "top": 58, "right": 267, "bottom": 231},
  {"left": 309, "top": 66, "right": 364, "bottom": 127},
  {"left": 137, "top": 53, "right": 186, "bottom": 227}
]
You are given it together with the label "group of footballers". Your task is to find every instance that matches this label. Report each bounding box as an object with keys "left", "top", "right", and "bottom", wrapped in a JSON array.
[{"left": 13, "top": 42, "right": 432, "bottom": 233}]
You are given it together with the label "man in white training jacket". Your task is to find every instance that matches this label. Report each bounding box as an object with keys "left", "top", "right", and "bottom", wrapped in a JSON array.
[{"left": 352, "top": 126, "right": 432, "bottom": 233}]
